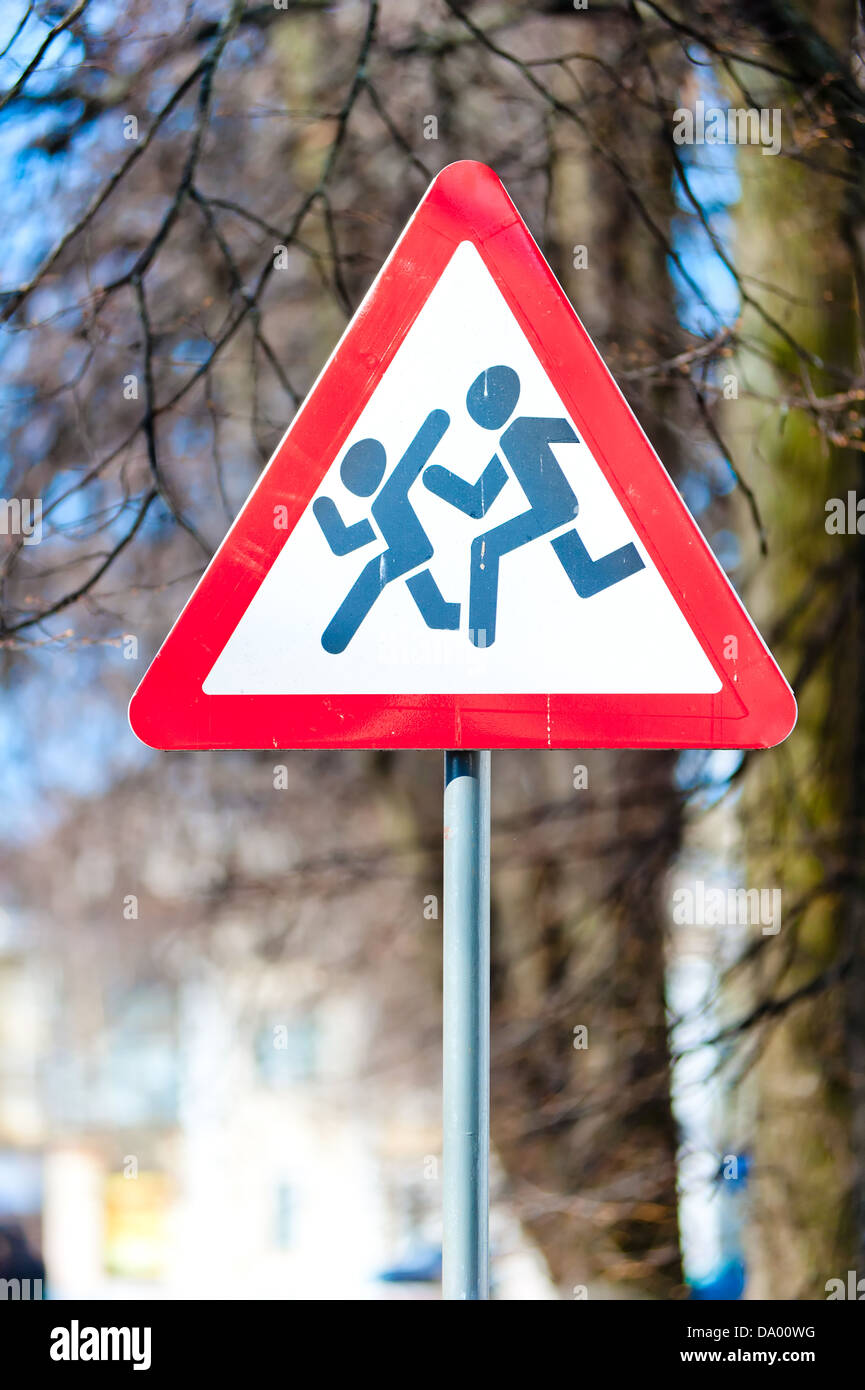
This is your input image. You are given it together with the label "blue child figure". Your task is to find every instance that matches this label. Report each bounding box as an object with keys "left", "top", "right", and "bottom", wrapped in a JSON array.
[
  {"left": 422, "top": 365, "right": 645, "bottom": 646},
  {"left": 313, "top": 410, "right": 459, "bottom": 653}
]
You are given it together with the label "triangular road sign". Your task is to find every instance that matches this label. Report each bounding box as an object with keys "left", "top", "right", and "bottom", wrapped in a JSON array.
[{"left": 130, "top": 160, "right": 796, "bottom": 752}]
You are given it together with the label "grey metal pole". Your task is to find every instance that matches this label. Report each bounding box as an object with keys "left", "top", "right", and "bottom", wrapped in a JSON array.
[{"left": 442, "top": 749, "right": 490, "bottom": 1300}]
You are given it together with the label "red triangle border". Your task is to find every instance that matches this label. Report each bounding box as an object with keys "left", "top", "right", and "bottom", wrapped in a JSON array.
[{"left": 129, "top": 161, "right": 796, "bottom": 751}]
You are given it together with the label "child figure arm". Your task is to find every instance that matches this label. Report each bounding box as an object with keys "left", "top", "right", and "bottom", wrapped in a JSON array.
[
  {"left": 312, "top": 497, "right": 376, "bottom": 555},
  {"left": 423, "top": 454, "right": 508, "bottom": 519}
]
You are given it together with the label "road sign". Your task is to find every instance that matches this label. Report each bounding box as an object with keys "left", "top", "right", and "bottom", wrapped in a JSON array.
[{"left": 129, "top": 160, "right": 796, "bottom": 751}]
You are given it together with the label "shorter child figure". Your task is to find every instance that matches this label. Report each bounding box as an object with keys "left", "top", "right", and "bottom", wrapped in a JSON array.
[{"left": 313, "top": 411, "right": 459, "bottom": 653}]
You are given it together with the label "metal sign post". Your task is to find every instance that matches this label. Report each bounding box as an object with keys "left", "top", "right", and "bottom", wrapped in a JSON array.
[{"left": 442, "top": 750, "right": 491, "bottom": 1300}]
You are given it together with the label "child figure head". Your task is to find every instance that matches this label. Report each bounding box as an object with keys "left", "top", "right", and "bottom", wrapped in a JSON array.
[
  {"left": 340, "top": 438, "right": 387, "bottom": 496},
  {"left": 466, "top": 365, "right": 520, "bottom": 431}
]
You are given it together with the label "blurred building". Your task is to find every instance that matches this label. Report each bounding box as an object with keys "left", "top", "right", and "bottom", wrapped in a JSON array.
[{"left": 0, "top": 900, "right": 551, "bottom": 1299}]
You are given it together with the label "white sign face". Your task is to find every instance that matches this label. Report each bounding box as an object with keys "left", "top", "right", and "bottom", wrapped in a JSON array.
[{"left": 203, "top": 241, "right": 721, "bottom": 698}]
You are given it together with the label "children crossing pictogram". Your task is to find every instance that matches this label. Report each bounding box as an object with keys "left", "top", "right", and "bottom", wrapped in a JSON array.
[{"left": 314, "top": 364, "right": 645, "bottom": 653}]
